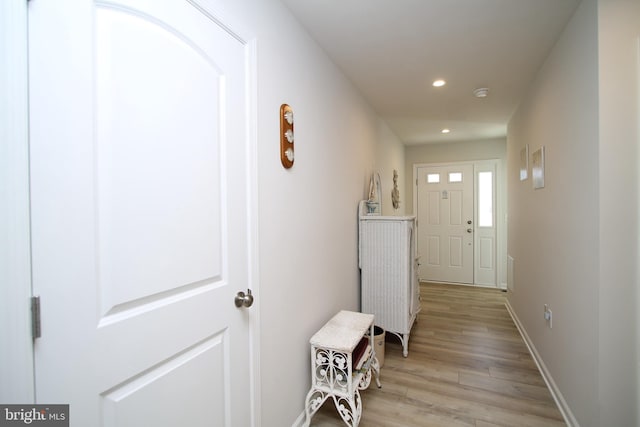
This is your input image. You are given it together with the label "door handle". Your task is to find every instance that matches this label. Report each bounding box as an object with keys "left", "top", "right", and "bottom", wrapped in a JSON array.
[
  {"left": 235, "top": 289, "right": 254, "bottom": 308},
  {"left": 467, "top": 228, "right": 473, "bottom": 233}
]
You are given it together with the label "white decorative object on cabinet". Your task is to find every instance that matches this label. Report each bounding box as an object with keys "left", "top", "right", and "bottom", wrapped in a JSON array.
[
  {"left": 358, "top": 200, "right": 420, "bottom": 357},
  {"left": 303, "top": 310, "right": 381, "bottom": 427}
]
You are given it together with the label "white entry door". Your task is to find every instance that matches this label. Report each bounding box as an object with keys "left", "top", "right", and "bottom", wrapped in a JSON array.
[
  {"left": 417, "top": 164, "right": 474, "bottom": 284},
  {"left": 29, "top": 1, "right": 253, "bottom": 426}
]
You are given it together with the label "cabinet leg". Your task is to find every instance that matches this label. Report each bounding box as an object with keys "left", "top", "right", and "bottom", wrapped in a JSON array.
[
  {"left": 402, "top": 333, "right": 409, "bottom": 357},
  {"left": 388, "top": 331, "right": 411, "bottom": 357}
]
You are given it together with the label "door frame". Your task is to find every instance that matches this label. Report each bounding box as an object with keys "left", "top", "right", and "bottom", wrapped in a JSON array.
[
  {"left": 2, "top": 3, "right": 261, "bottom": 424},
  {"left": 0, "top": 0, "right": 34, "bottom": 404},
  {"left": 413, "top": 160, "right": 506, "bottom": 289}
]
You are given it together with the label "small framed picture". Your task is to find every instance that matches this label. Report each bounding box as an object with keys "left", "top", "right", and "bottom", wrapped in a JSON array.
[
  {"left": 532, "top": 146, "right": 545, "bottom": 189},
  {"left": 520, "top": 145, "right": 529, "bottom": 181}
]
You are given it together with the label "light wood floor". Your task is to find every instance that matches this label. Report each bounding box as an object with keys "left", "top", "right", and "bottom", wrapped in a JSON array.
[{"left": 308, "top": 282, "right": 566, "bottom": 427}]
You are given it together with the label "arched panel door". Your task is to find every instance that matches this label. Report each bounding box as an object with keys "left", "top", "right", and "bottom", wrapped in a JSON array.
[{"left": 29, "top": 1, "right": 253, "bottom": 425}]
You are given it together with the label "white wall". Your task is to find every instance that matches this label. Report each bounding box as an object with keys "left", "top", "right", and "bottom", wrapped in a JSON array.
[
  {"left": 507, "top": 0, "right": 639, "bottom": 425},
  {"left": 597, "top": 0, "right": 639, "bottom": 424},
  {"left": 375, "top": 121, "right": 407, "bottom": 216},
  {"left": 215, "top": 1, "right": 405, "bottom": 425},
  {"left": 507, "top": 1, "right": 600, "bottom": 422}
]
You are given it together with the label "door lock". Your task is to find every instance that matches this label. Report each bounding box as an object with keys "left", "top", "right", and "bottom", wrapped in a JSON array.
[{"left": 235, "top": 289, "right": 254, "bottom": 308}]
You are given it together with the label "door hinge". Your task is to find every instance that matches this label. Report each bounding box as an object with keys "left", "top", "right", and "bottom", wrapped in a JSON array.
[{"left": 31, "top": 296, "right": 41, "bottom": 339}]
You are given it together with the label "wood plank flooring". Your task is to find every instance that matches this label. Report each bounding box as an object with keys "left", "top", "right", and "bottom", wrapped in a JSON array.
[{"left": 307, "top": 283, "right": 565, "bottom": 427}]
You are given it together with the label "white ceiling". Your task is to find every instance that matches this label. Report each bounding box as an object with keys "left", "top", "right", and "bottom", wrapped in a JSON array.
[{"left": 280, "top": 0, "right": 581, "bottom": 145}]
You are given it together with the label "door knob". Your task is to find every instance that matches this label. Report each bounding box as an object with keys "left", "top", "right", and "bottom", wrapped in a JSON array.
[
  {"left": 235, "top": 289, "right": 254, "bottom": 308},
  {"left": 467, "top": 228, "right": 473, "bottom": 233},
  {"left": 467, "top": 220, "right": 472, "bottom": 225}
]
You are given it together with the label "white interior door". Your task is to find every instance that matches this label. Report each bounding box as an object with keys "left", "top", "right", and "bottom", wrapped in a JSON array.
[
  {"left": 29, "top": 1, "right": 253, "bottom": 426},
  {"left": 417, "top": 164, "right": 474, "bottom": 284}
]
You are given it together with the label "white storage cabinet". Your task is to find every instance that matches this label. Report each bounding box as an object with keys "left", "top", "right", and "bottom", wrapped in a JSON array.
[{"left": 358, "top": 201, "right": 420, "bottom": 357}]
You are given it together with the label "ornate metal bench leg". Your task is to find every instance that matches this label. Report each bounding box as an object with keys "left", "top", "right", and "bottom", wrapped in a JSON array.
[
  {"left": 332, "top": 390, "right": 362, "bottom": 427},
  {"left": 357, "top": 367, "right": 372, "bottom": 390},
  {"left": 371, "top": 356, "right": 382, "bottom": 388},
  {"left": 303, "top": 388, "right": 328, "bottom": 427}
]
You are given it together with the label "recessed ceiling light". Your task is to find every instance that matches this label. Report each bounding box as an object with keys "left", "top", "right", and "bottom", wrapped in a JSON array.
[
  {"left": 441, "top": 128, "right": 451, "bottom": 134},
  {"left": 432, "top": 79, "right": 446, "bottom": 87}
]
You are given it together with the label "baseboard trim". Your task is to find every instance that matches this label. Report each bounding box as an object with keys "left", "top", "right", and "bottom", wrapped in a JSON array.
[{"left": 504, "top": 300, "right": 579, "bottom": 427}]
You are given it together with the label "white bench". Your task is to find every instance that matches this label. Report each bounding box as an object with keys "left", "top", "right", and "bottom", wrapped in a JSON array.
[{"left": 303, "top": 310, "right": 381, "bottom": 427}]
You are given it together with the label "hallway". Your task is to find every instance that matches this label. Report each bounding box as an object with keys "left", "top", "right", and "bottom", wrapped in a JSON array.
[{"left": 309, "top": 283, "right": 565, "bottom": 426}]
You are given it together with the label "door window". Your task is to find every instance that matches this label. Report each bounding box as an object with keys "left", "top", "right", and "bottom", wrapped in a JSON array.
[
  {"left": 478, "top": 171, "right": 493, "bottom": 227},
  {"left": 427, "top": 173, "right": 440, "bottom": 183},
  {"left": 448, "top": 172, "right": 462, "bottom": 183}
]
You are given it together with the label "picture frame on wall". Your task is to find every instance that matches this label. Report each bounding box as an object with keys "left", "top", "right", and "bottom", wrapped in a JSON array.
[
  {"left": 532, "top": 146, "right": 545, "bottom": 189},
  {"left": 520, "top": 144, "right": 529, "bottom": 181}
]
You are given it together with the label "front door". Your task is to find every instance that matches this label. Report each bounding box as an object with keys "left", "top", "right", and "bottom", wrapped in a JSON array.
[
  {"left": 417, "top": 164, "right": 474, "bottom": 284},
  {"left": 29, "top": 1, "right": 253, "bottom": 425}
]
